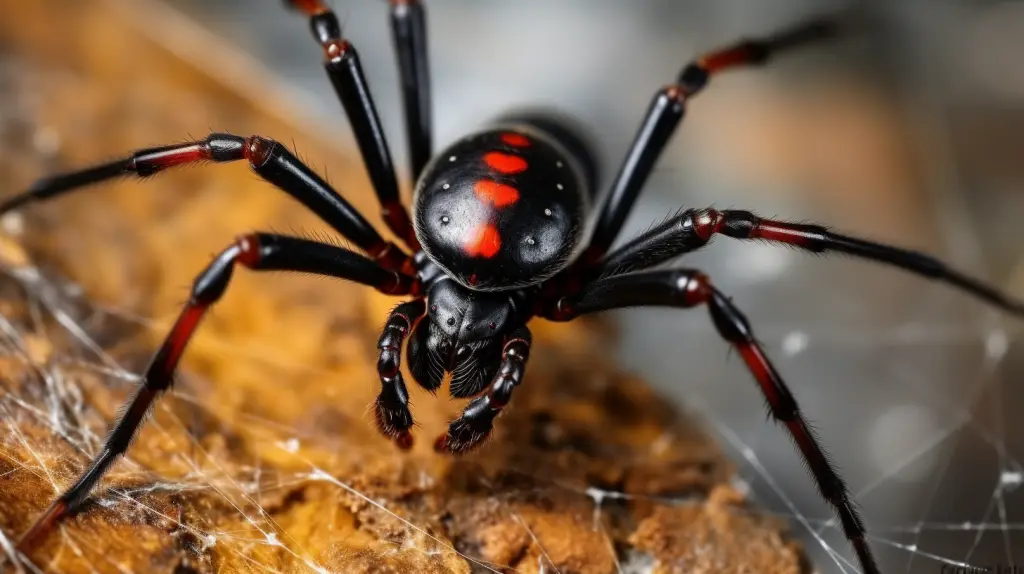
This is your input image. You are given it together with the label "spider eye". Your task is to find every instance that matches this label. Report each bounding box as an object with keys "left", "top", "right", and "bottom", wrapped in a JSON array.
[{"left": 488, "top": 322, "right": 496, "bottom": 330}]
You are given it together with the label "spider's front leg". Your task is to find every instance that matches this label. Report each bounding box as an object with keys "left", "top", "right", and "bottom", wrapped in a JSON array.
[
  {"left": 15, "top": 233, "right": 415, "bottom": 561},
  {"left": 0, "top": 133, "right": 415, "bottom": 272},
  {"left": 375, "top": 299, "right": 426, "bottom": 449},
  {"left": 542, "top": 269, "right": 879, "bottom": 574},
  {"left": 388, "top": 0, "right": 433, "bottom": 180},
  {"left": 283, "top": 0, "right": 430, "bottom": 245},
  {"left": 434, "top": 328, "right": 532, "bottom": 455},
  {"left": 584, "top": 16, "right": 839, "bottom": 260}
]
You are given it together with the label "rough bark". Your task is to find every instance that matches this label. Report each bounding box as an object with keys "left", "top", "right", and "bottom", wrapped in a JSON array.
[{"left": 0, "top": 1, "right": 808, "bottom": 572}]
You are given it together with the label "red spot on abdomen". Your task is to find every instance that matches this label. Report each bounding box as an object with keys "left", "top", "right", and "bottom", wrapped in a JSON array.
[
  {"left": 501, "top": 132, "right": 531, "bottom": 147},
  {"left": 464, "top": 224, "right": 501, "bottom": 258},
  {"left": 484, "top": 152, "right": 528, "bottom": 174},
  {"left": 474, "top": 180, "right": 520, "bottom": 207}
]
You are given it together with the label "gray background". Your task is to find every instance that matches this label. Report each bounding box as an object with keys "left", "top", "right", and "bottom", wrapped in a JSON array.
[{"left": 167, "top": 1, "right": 1024, "bottom": 572}]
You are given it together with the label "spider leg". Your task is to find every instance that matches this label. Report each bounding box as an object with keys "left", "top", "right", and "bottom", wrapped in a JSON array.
[
  {"left": 284, "top": 0, "right": 420, "bottom": 249},
  {"left": 389, "top": 0, "right": 433, "bottom": 181},
  {"left": 542, "top": 269, "right": 879, "bottom": 574},
  {"left": 596, "top": 207, "right": 1024, "bottom": 316},
  {"left": 434, "top": 327, "right": 531, "bottom": 455},
  {"left": 15, "top": 233, "right": 415, "bottom": 560},
  {"left": 376, "top": 299, "right": 427, "bottom": 449},
  {"left": 0, "top": 134, "right": 414, "bottom": 273},
  {"left": 584, "top": 16, "right": 839, "bottom": 261}
]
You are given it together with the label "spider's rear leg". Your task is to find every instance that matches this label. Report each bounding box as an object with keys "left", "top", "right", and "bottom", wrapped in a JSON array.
[
  {"left": 595, "top": 207, "right": 1024, "bottom": 316},
  {"left": 376, "top": 300, "right": 426, "bottom": 449},
  {"left": 434, "top": 328, "right": 532, "bottom": 455},
  {"left": 543, "top": 269, "right": 879, "bottom": 574},
  {"left": 15, "top": 233, "right": 414, "bottom": 560}
]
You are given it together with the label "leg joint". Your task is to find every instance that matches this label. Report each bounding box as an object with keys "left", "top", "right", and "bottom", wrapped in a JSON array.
[
  {"left": 719, "top": 209, "right": 759, "bottom": 239},
  {"left": 678, "top": 63, "right": 709, "bottom": 94},
  {"left": 689, "top": 208, "right": 724, "bottom": 241},
  {"left": 190, "top": 235, "right": 264, "bottom": 304},
  {"left": 207, "top": 133, "right": 246, "bottom": 161},
  {"left": 707, "top": 287, "right": 754, "bottom": 343},
  {"left": 310, "top": 11, "right": 342, "bottom": 44},
  {"left": 671, "top": 270, "right": 713, "bottom": 307},
  {"left": 243, "top": 136, "right": 277, "bottom": 168}
]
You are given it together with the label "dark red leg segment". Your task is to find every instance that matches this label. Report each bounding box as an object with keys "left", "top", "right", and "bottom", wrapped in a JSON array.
[
  {"left": 0, "top": 133, "right": 414, "bottom": 273},
  {"left": 283, "top": 0, "right": 420, "bottom": 250},
  {"left": 0, "top": 136, "right": 232, "bottom": 213},
  {"left": 691, "top": 17, "right": 837, "bottom": 77},
  {"left": 543, "top": 269, "right": 879, "bottom": 574},
  {"left": 375, "top": 299, "right": 426, "bottom": 449},
  {"left": 284, "top": 0, "right": 329, "bottom": 16},
  {"left": 434, "top": 328, "right": 531, "bottom": 455},
  {"left": 584, "top": 16, "right": 839, "bottom": 260},
  {"left": 15, "top": 233, "right": 414, "bottom": 558},
  {"left": 596, "top": 207, "right": 1024, "bottom": 316}
]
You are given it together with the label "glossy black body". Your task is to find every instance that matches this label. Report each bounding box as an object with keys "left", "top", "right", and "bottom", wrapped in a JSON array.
[{"left": 413, "top": 122, "right": 592, "bottom": 291}]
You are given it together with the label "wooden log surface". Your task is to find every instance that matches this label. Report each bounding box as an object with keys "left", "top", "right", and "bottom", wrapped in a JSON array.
[{"left": 0, "top": 1, "right": 807, "bottom": 572}]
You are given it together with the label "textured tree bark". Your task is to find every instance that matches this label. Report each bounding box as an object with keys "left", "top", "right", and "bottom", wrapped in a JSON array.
[{"left": 0, "top": 1, "right": 808, "bottom": 572}]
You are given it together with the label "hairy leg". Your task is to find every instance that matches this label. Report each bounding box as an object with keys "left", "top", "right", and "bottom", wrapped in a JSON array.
[
  {"left": 0, "top": 133, "right": 414, "bottom": 272},
  {"left": 375, "top": 299, "right": 427, "bottom": 449},
  {"left": 595, "top": 207, "right": 1024, "bottom": 316},
  {"left": 544, "top": 269, "right": 879, "bottom": 574},
  {"left": 434, "top": 327, "right": 532, "bottom": 454},
  {"left": 16, "top": 233, "right": 414, "bottom": 558},
  {"left": 284, "top": 0, "right": 420, "bottom": 249},
  {"left": 584, "top": 17, "right": 838, "bottom": 260}
]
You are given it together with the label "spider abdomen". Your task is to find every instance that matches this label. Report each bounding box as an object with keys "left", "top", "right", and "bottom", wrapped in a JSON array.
[{"left": 413, "top": 118, "right": 593, "bottom": 291}]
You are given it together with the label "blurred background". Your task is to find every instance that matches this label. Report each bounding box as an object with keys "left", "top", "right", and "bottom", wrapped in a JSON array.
[{"left": 6, "top": 0, "right": 1024, "bottom": 572}]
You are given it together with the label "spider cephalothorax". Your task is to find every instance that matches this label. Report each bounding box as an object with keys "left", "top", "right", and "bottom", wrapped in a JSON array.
[
  {"left": 8, "top": 3, "right": 1024, "bottom": 574},
  {"left": 408, "top": 277, "right": 522, "bottom": 386}
]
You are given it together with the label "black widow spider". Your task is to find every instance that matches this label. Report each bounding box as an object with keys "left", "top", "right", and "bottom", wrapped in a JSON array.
[{"left": 7, "top": 2, "right": 1024, "bottom": 572}]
